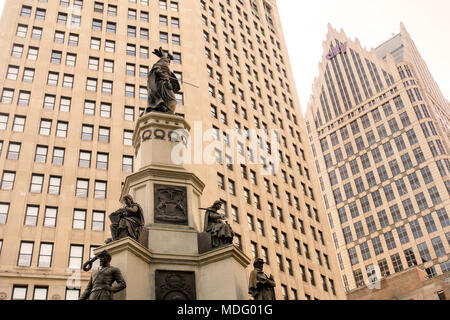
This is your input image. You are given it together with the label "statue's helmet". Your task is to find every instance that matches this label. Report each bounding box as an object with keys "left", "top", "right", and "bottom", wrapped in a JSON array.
[
  {"left": 122, "top": 194, "right": 133, "bottom": 203},
  {"left": 212, "top": 200, "right": 222, "bottom": 208},
  {"left": 254, "top": 258, "right": 265, "bottom": 267},
  {"left": 98, "top": 250, "right": 112, "bottom": 262}
]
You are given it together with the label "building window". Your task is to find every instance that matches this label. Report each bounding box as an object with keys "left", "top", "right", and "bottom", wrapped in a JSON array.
[
  {"left": 94, "top": 181, "right": 107, "bottom": 199},
  {"left": 7, "top": 142, "right": 21, "bottom": 160},
  {"left": 100, "top": 103, "right": 111, "bottom": 118},
  {"left": 92, "top": 211, "right": 105, "bottom": 231},
  {"left": 68, "top": 245, "right": 83, "bottom": 269},
  {"left": 65, "top": 288, "right": 80, "bottom": 300},
  {"left": 431, "top": 236, "right": 445, "bottom": 257},
  {"left": 33, "top": 287, "right": 48, "bottom": 300},
  {"left": 30, "top": 174, "right": 44, "bottom": 193},
  {"left": 391, "top": 253, "right": 404, "bottom": 273},
  {"left": 78, "top": 151, "right": 91, "bottom": 168},
  {"left": 38, "top": 243, "right": 53, "bottom": 268},
  {"left": 90, "top": 37, "right": 101, "bottom": 50},
  {"left": 22, "top": 68, "right": 35, "bottom": 82},
  {"left": 122, "top": 156, "right": 133, "bottom": 173},
  {"left": 56, "top": 121, "right": 68, "bottom": 138},
  {"left": 44, "top": 207, "right": 57, "bottom": 227},
  {"left": 12, "top": 286, "right": 28, "bottom": 300},
  {"left": 1, "top": 88, "right": 14, "bottom": 104},
  {"left": 76, "top": 179, "right": 89, "bottom": 198},
  {"left": 24, "top": 205, "right": 39, "bottom": 226},
  {"left": 48, "top": 176, "right": 62, "bottom": 195},
  {"left": 35, "top": 145, "right": 48, "bottom": 163},
  {"left": 81, "top": 125, "right": 93, "bottom": 141},
  {"left": 52, "top": 148, "right": 65, "bottom": 165},
  {"left": 73, "top": 209, "right": 86, "bottom": 230},
  {"left": 1, "top": 171, "right": 15, "bottom": 190},
  {"left": 86, "top": 78, "right": 97, "bottom": 92},
  {"left": 18, "top": 241, "right": 34, "bottom": 267},
  {"left": 69, "top": 33, "right": 79, "bottom": 46},
  {"left": 66, "top": 54, "right": 76, "bottom": 67},
  {"left": 6, "top": 65, "right": 19, "bottom": 80},
  {"left": 98, "top": 127, "right": 110, "bottom": 143},
  {"left": 124, "top": 130, "right": 133, "bottom": 146},
  {"left": 96, "top": 153, "right": 109, "bottom": 170},
  {"left": 60, "top": 97, "right": 71, "bottom": 112}
]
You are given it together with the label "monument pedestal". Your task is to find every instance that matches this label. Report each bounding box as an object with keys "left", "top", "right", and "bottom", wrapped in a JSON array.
[
  {"left": 94, "top": 112, "right": 251, "bottom": 300},
  {"left": 95, "top": 238, "right": 250, "bottom": 300}
]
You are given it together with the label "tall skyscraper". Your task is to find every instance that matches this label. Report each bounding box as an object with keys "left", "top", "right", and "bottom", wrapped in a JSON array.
[
  {"left": 306, "top": 24, "right": 450, "bottom": 292},
  {"left": 0, "top": 0, "right": 345, "bottom": 300}
]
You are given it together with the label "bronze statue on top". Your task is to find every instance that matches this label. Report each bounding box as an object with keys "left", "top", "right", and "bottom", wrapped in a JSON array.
[
  {"left": 248, "top": 258, "right": 276, "bottom": 300},
  {"left": 146, "top": 47, "right": 181, "bottom": 114},
  {"left": 80, "top": 250, "right": 126, "bottom": 300},
  {"left": 108, "top": 195, "right": 145, "bottom": 243},
  {"left": 202, "top": 200, "right": 234, "bottom": 248}
]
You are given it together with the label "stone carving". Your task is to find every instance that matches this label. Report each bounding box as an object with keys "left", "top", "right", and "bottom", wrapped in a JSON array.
[
  {"left": 134, "top": 127, "right": 189, "bottom": 157},
  {"left": 154, "top": 185, "right": 188, "bottom": 225},
  {"left": 146, "top": 47, "right": 181, "bottom": 114},
  {"left": 155, "top": 270, "right": 196, "bottom": 300},
  {"left": 248, "top": 258, "right": 276, "bottom": 300},
  {"left": 202, "top": 200, "right": 234, "bottom": 248},
  {"left": 108, "top": 195, "right": 145, "bottom": 243},
  {"left": 80, "top": 250, "right": 126, "bottom": 300}
]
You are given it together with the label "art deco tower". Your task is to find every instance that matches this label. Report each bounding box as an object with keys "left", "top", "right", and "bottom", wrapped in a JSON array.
[
  {"left": 0, "top": 0, "right": 345, "bottom": 300},
  {"left": 306, "top": 24, "right": 449, "bottom": 292}
]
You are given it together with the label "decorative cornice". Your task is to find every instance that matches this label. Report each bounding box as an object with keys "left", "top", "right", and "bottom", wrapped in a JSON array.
[
  {"left": 96, "top": 238, "right": 251, "bottom": 269},
  {"left": 121, "top": 167, "right": 206, "bottom": 199}
]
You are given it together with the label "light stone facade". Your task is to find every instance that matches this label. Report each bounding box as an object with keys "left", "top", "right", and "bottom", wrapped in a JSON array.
[
  {"left": 0, "top": 0, "right": 345, "bottom": 300},
  {"left": 306, "top": 24, "right": 450, "bottom": 292}
]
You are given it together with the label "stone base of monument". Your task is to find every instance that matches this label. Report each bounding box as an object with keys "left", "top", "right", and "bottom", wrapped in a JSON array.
[{"left": 95, "top": 237, "right": 250, "bottom": 300}]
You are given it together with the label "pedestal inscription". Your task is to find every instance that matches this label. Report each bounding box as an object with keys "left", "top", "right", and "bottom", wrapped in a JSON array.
[
  {"left": 154, "top": 185, "right": 188, "bottom": 225},
  {"left": 155, "top": 270, "right": 196, "bottom": 300}
]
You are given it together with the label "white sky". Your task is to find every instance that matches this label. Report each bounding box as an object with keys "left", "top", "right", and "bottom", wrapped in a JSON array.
[
  {"left": 277, "top": 0, "right": 450, "bottom": 114},
  {"left": 0, "top": 0, "right": 448, "bottom": 114}
]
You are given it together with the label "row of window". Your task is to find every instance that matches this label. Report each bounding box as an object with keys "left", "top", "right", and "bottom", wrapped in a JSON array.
[
  {"left": 0, "top": 171, "right": 108, "bottom": 199},
  {"left": 343, "top": 206, "right": 448, "bottom": 245},
  {"left": 0, "top": 140, "right": 133, "bottom": 172},
  {"left": 320, "top": 95, "right": 417, "bottom": 150},
  {"left": 354, "top": 258, "right": 450, "bottom": 290},
  {"left": 0, "top": 115, "right": 134, "bottom": 145},
  {"left": 0, "top": 203, "right": 104, "bottom": 231},
  {"left": 10, "top": 284, "right": 79, "bottom": 300},
  {"left": 1, "top": 90, "right": 146, "bottom": 123},
  {"left": 210, "top": 102, "right": 306, "bottom": 170},
  {"left": 202, "top": 0, "right": 283, "bottom": 65},
  {"left": 332, "top": 160, "right": 439, "bottom": 206},
  {"left": 10, "top": 241, "right": 98, "bottom": 271},
  {"left": 14, "top": 21, "right": 182, "bottom": 64}
]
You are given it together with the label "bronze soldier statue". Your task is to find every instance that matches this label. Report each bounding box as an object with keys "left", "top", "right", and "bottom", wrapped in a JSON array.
[
  {"left": 248, "top": 258, "right": 276, "bottom": 300},
  {"left": 108, "top": 195, "right": 145, "bottom": 243},
  {"left": 80, "top": 250, "right": 126, "bottom": 300},
  {"left": 202, "top": 200, "right": 234, "bottom": 248},
  {"left": 146, "top": 47, "right": 181, "bottom": 114}
]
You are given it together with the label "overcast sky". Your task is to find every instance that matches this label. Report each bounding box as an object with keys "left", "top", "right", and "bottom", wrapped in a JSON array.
[
  {"left": 277, "top": 0, "right": 450, "bottom": 114},
  {"left": 0, "top": 0, "right": 448, "bottom": 114}
]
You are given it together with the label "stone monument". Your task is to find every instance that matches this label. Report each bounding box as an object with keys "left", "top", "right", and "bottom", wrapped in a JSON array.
[{"left": 87, "top": 50, "right": 250, "bottom": 300}]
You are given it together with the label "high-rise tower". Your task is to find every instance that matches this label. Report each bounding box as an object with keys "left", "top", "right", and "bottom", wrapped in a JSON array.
[
  {"left": 0, "top": 0, "right": 345, "bottom": 300},
  {"left": 306, "top": 24, "right": 450, "bottom": 292}
]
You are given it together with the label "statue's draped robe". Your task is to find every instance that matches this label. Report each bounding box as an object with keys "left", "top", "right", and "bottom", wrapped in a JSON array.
[
  {"left": 248, "top": 269, "right": 276, "bottom": 300},
  {"left": 110, "top": 203, "right": 145, "bottom": 241},
  {"left": 147, "top": 58, "right": 180, "bottom": 112},
  {"left": 203, "top": 208, "right": 234, "bottom": 248}
]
